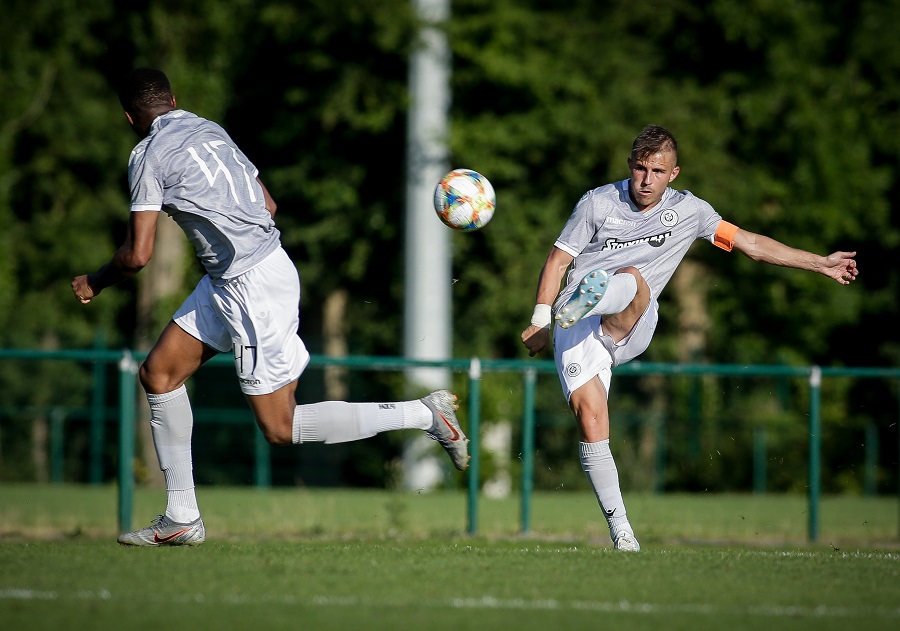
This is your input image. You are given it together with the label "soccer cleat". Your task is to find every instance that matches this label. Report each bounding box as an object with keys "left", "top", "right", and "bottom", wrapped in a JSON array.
[
  {"left": 421, "top": 390, "right": 470, "bottom": 471},
  {"left": 117, "top": 514, "right": 206, "bottom": 547},
  {"left": 613, "top": 531, "right": 641, "bottom": 552},
  {"left": 555, "top": 268, "right": 609, "bottom": 329}
]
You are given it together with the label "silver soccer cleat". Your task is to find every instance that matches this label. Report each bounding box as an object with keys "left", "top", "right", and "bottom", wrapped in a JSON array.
[
  {"left": 117, "top": 514, "right": 206, "bottom": 547},
  {"left": 421, "top": 390, "right": 470, "bottom": 471}
]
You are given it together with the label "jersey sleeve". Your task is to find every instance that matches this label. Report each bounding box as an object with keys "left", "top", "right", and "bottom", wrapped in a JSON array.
[
  {"left": 553, "top": 189, "right": 611, "bottom": 257},
  {"left": 127, "top": 144, "right": 164, "bottom": 212},
  {"left": 690, "top": 195, "right": 738, "bottom": 251}
]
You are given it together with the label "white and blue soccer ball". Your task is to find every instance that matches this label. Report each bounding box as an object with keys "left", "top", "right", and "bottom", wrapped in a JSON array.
[{"left": 433, "top": 168, "right": 496, "bottom": 231}]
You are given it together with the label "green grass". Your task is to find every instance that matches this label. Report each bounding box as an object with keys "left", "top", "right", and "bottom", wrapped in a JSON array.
[
  {"left": 1, "top": 483, "right": 896, "bottom": 546},
  {"left": 1, "top": 484, "right": 899, "bottom": 630}
]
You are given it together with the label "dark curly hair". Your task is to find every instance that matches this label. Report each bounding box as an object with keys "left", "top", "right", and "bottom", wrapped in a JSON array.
[{"left": 117, "top": 68, "right": 172, "bottom": 114}]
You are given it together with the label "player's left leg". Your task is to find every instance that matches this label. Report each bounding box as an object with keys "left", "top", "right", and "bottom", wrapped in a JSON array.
[
  {"left": 118, "top": 321, "right": 218, "bottom": 546},
  {"left": 569, "top": 377, "right": 639, "bottom": 551}
]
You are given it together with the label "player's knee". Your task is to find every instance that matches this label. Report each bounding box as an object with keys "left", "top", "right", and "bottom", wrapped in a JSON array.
[
  {"left": 138, "top": 361, "right": 177, "bottom": 395},
  {"left": 614, "top": 266, "right": 644, "bottom": 284},
  {"left": 614, "top": 266, "right": 649, "bottom": 301},
  {"left": 255, "top": 413, "right": 293, "bottom": 445}
]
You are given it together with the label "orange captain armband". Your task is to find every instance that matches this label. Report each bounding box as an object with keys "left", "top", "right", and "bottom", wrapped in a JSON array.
[{"left": 713, "top": 220, "right": 739, "bottom": 252}]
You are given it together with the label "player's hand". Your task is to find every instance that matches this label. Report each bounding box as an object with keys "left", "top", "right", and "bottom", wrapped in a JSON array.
[
  {"left": 71, "top": 275, "right": 97, "bottom": 304},
  {"left": 821, "top": 251, "right": 858, "bottom": 285},
  {"left": 521, "top": 325, "right": 551, "bottom": 357}
]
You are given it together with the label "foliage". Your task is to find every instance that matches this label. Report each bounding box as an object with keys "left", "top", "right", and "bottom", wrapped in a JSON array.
[{"left": 1, "top": 0, "right": 898, "bottom": 490}]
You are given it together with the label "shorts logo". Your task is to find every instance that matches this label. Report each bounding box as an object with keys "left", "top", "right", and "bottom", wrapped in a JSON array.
[
  {"left": 660, "top": 209, "right": 678, "bottom": 227},
  {"left": 565, "top": 363, "right": 582, "bottom": 378}
]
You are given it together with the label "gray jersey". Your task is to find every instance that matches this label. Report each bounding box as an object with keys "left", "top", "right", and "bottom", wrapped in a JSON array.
[
  {"left": 553, "top": 179, "right": 723, "bottom": 313},
  {"left": 128, "top": 110, "right": 281, "bottom": 284}
]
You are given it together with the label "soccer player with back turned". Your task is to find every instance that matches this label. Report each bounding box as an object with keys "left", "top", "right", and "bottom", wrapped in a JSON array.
[
  {"left": 72, "top": 68, "right": 469, "bottom": 546},
  {"left": 521, "top": 125, "right": 857, "bottom": 551}
]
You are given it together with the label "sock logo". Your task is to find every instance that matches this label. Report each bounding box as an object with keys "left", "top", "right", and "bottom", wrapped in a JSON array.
[{"left": 604, "top": 507, "right": 617, "bottom": 517}]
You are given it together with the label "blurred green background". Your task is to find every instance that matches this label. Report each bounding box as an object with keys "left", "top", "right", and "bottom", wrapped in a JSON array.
[{"left": 1, "top": 0, "right": 898, "bottom": 495}]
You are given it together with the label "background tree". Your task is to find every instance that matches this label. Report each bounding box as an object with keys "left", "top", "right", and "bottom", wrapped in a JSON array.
[{"left": 1, "top": 0, "right": 897, "bottom": 492}]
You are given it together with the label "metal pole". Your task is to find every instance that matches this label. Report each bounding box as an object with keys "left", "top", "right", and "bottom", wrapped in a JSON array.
[
  {"left": 808, "top": 366, "right": 822, "bottom": 543},
  {"left": 466, "top": 357, "right": 481, "bottom": 535},
  {"left": 118, "top": 351, "right": 137, "bottom": 534},
  {"left": 403, "top": 0, "right": 451, "bottom": 389},
  {"left": 520, "top": 368, "right": 537, "bottom": 534},
  {"left": 89, "top": 331, "right": 107, "bottom": 484}
]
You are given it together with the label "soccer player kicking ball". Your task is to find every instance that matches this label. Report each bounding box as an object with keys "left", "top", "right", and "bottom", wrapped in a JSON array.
[
  {"left": 71, "top": 68, "right": 469, "bottom": 546},
  {"left": 520, "top": 125, "right": 857, "bottom": 552}
]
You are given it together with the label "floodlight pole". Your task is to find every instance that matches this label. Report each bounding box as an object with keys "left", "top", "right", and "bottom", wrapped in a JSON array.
[
  {"left": 403, "top": 0, "right": 452, "bottom": 389},
  {"left": 402, "top": 0, "right": 453, "bottom": 489}
]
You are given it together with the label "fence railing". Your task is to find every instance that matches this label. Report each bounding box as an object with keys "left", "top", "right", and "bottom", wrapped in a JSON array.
[{"left": 1, "top": 348, "right": 898, "bottom": 542}]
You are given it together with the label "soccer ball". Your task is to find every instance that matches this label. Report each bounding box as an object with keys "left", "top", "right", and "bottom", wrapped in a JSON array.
[{"left": 433, "top": 169, "right": 496, "bottom": 231}]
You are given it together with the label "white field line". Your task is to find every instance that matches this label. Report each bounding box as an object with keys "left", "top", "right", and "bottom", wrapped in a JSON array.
[{"left": 1, "top": 588, "right": 899, "bottom": 619}]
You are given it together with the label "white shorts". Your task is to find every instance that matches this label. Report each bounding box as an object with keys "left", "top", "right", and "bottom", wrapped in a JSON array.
[
  {"left": 173, "top": 247, "right": 310, "bottom": 395},
  {"left": 553, "top": 299, "right": 658, "bottom": 401}
]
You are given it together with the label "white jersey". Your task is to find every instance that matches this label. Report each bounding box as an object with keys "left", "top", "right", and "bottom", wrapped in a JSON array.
[
  {"left": 553, "top": 179, "right": 724, "bottom": 313},
  {"left": 127, "top": 110, "right": 281, "bottom": 285}
]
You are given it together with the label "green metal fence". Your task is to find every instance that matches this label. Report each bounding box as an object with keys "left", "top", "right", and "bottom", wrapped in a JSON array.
[{"left": 1, "top": 348, "right": 898, "bottom": 542}]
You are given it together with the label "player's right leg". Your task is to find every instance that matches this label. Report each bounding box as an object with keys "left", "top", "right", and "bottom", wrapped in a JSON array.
[
  {"left": 556, "top": 266, "right": 647, "bottom": 336},
  {"left": 556, "top": 269, "right": 611, "bottom": 328},
  {"left": 230, "top": 248, "right": 469, "bottom": 470},
  {"left": 265, "top": 389, "right": 470, "bottom": 471}
]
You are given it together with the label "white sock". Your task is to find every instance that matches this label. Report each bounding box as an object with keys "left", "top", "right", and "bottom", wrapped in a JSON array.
[
  {"left": 580, "top": 440, "right": 633, "bottom": 538},
  {"left": 291, "top": 400, "right": 431, "bottom": 444},
  {"left": 585, "top": 272, "right": 637, "bottom": 317},
  {"left": 148, "top": 385, "right": 200, "bottom": 523}
]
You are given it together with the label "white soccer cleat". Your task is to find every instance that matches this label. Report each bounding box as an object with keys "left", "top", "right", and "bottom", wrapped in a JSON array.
[
  {"left": 117, "top": 514, "right": 206, "bottom": 547},
  {"left": 421, "top": 390, "right": 470, "bottom": 471},
  {"left": 555, "top": 269, "right": 609, "bottom": 329},
  {"left": 613, "top": 531, "right": 641, "bottom": 552}
]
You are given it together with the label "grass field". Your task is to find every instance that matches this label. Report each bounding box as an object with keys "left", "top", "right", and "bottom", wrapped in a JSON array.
[{"left": 1, "top": 484, "right": 899, "bottom": 630}]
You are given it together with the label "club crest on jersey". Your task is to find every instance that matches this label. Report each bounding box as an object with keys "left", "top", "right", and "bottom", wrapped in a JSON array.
[
  {"left": 660, "top": 209, "right": 678, "bottom": 227},
  {"left": 565, "top": 363, "right": 582, "bottom": 378}
]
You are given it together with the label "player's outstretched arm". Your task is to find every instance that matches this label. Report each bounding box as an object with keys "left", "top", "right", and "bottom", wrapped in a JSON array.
[
  {"left": 732, "top": 228, "right": 858, "bottom": 285},
  {"left": 71, "top": 210, "right": 160, "bottom": 304}
]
